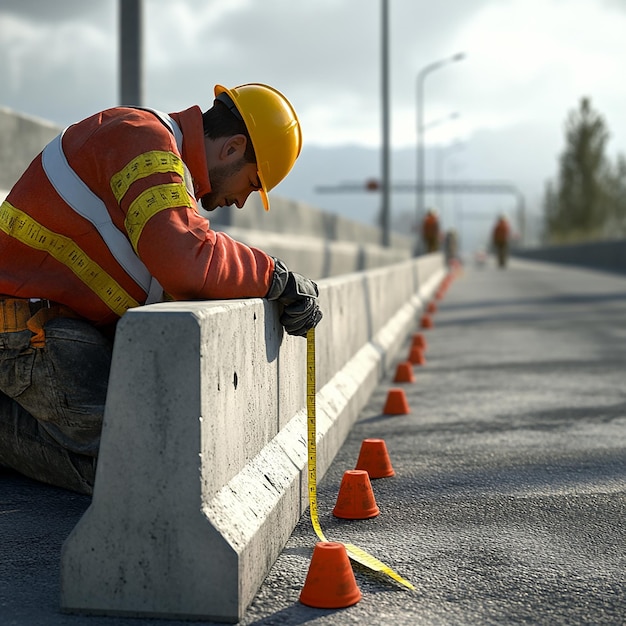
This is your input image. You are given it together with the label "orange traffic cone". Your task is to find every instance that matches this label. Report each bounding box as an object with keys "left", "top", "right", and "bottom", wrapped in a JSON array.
[
  {"left": 408, "top": 345, "right": 426, "bottom": 366},
  {"left": 420, "top": 314, "right": 434, "bottom": 329},
  {"left": 427, "top": 301, "right": 437, "bottom": 314},
  {"left": 332, "top": 470, "right": 380, "bottom": 519},
  {"left": 382, "top": 388, "right": 410, "bottom": 414},
  {"left": 355, "top": 438, "right": 395, "bottom": 478},
  {"left": 412, "top": 332, "right": 428, "bottom": 352},
  {"left": 393, "top": 361, "right": 415, "bottom": 383},
  {"left": 299, "top": 542, "right": 362, "bottom": 608}
]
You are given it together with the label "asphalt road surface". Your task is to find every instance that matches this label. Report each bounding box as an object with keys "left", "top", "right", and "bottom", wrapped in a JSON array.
[{"left": 2, "top": 257, "right": 625, "bottom": 626}]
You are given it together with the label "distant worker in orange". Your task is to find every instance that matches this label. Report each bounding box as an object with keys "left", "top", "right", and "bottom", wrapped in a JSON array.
[
  {"left": 422, "top": 209, "right": 440, "bottom": 253},
  {"left": 492, "top": 214, "right": 511, "bottom": 268}
]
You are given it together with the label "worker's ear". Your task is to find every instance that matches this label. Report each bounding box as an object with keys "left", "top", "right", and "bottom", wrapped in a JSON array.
[{"left": 220, "top": 134, "right": 247, "bottom": 161}]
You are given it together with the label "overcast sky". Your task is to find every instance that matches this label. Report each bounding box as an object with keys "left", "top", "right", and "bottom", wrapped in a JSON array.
[{"left": 2, "top": 0, "right": 626, "bottom": 249}]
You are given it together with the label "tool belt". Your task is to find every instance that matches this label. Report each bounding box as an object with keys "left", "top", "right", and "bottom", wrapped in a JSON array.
[{"left": 0, "top": 297, "right": 78, "bottom": 348}]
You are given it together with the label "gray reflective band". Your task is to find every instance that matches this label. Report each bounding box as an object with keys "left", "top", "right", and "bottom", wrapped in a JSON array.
[
  {"left": 39, "top": 108, "right": 185, "bottom": 305},
  {"left": 42, "top": 130, "right": 155, "bottom": 296}
]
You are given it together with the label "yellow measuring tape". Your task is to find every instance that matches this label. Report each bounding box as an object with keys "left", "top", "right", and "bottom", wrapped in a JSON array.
[{"left": 306, "top": 327, "right": 415, "bottom": 591}]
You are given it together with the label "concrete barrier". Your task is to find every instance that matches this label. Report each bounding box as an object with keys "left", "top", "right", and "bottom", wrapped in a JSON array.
[
  {"left": 202, "top": 196, "right": 413, "bottom": 279},
  {"left": 514, "top": 240, "right": 626, "bottom": 275},
  {"left": 0, "top": 107, "right": 60, "bottom": 191},
  {"left": 218, "top": 226, "right": 411, "bottom": 280},
  {"left": 208, "top": 195, "right": 414, "bottom": 250},
  {"left": 60, "top": 253, "right": 446, "bottom": 622}
]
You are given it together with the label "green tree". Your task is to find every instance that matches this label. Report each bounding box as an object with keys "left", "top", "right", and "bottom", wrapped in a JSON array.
[
  {"left": 542, "top": 179, "right": 558, "bottom": 242},
  {"left": 543, "top": 97, "right": 612, "bottom": 242},
  {"left": 604, "top": 154, "right": 626, "bottom": 236}
]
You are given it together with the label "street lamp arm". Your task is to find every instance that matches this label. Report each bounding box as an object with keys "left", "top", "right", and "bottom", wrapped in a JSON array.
[
  {"left": 415, "top": 51, "right": 466, "bottom": 255},
  {"left": 416, "top": 52, "right": 466, "bottom": 131},
  {"left": 418, "top": 58, "right": 452, "bottom": 83},
  {"left": 423, "top": 111, "right": 460, "bottom": 132},
  {"left": 416, "top": 53, "right": 466, "bottom": 94}
]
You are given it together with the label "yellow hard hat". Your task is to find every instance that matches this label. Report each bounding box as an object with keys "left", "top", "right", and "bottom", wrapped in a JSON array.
[{"left": 214, "top": 83, "right": 302, "bottom": 211}]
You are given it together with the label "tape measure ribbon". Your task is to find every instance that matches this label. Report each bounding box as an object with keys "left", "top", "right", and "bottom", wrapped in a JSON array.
[{"left": 305, "top": 328, "right": 414, "bottom": 590}]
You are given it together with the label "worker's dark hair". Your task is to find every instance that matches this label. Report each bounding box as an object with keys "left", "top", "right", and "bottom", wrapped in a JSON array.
[{"left": 202, "top": 98, "right": 256, "bottom": 164}]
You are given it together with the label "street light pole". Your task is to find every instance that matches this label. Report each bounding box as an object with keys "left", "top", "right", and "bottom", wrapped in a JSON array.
[
  {"left": 436, "top": 140, "right": 465, "bottom": 217},
  {"left": 380, "top": 0, "right": 391, "bottom": 247},
  {"left": 119, "top": 0, "right": 144, "bottom": 106},
  {"left": 415, "top": 52, "right": 465, "bottom": 253}
]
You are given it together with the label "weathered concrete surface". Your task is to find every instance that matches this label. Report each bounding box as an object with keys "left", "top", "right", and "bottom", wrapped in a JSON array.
[
  {"left": 211, "top": 225, "right": 410, "bottom": 280},
  {"left": 0, "top": 107, "right": 60, "bottom": 190},
  {"left": 206, "top": 195, "right": 413, "bottom": 250},
  {"left": 59, "top": 255, "right": 445, "bottom": 622}
]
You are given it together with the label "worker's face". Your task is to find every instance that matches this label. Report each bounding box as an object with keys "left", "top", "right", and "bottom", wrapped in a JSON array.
[{"left": 201, "top": 135, "right": 262, "bottom": 211}]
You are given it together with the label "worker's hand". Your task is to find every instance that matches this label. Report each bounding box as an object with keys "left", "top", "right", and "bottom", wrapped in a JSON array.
[
  {"left": 278, "top": 273, "right": 323, "bottom": 336},
  {"left": 266, "top": 258, "right": 323, "bottom": 337}
]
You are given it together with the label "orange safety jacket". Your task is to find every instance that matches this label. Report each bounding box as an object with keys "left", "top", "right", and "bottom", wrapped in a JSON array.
[
  {"left": 0, "top": 106, "right": 275, "bottom": 330},
  {"left": 492, "top": 219, "right": 510, "bottom": 246},
  {"left": 422, "top": 214, "right": 439, "bottom": 241}
]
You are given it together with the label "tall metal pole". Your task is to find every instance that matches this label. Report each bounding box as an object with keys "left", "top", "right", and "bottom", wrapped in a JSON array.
[
  {"left": 119, "top": 0, "right": 144, "bottom": 106},
  {"left": 436, "top": 140, "right": 464, "bottom": 218},
  {"left": 380, "top": 0, "right": 391, "bottom": 247},
  {"left": 415, "top": 52, "right": 465, "bottom": 253}
]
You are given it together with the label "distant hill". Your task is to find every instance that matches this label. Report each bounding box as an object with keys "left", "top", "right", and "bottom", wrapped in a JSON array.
[{"left": 274, "top": 125, "right": 554, "bottom": 251}]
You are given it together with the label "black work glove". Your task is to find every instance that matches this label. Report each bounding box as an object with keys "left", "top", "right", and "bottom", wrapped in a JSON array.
[{"left": 266, "top": 258, "right": 323, "bottom": 337}]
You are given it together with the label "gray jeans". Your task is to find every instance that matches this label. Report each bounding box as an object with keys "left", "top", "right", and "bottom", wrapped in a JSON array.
[{"left": 0, "top": 317, "right": 112, "bottom": 494}]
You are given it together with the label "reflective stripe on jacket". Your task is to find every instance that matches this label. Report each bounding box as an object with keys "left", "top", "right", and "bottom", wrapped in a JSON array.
[{"left": 41, "top": 107, "right": 182, "bottom": 305}]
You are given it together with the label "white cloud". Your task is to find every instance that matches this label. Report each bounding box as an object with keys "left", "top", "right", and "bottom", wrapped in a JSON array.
[
  {"left": 0, "top": 7, "right": 115, "bottom": 123},
  {"left": 144, "top": 0, "right": 252, "bottom": 67},
  {"left": 448, "top": 0, "right": 626, "bottom": 142}
]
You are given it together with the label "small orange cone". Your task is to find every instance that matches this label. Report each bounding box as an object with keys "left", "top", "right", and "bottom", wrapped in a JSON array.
[
  {"left": 420, "top": 314, "right": 434, "bottom": 329},
  {"left": 427, "top": 301, "right": 437, "bottom": 314},
  {"left": 393, "top": 361, "right": 415, "bottom": 383},
  {"left": 383, "top": 388, "right": 410, "bottom": 414},
  {"left": 355, "top": 438, "right": 395, "bottom": 478},
  {"left": 408, "top": 345, "right": 426, "bottom": 366},
  {"left": 332, "top": 470, "right": 380, "bottom": 519},
  {"left": 412, "top": 332, "right": 428, "bottom": 352},
  {"left": 299, "top": 541, "right": 362, "bottom": 608}
]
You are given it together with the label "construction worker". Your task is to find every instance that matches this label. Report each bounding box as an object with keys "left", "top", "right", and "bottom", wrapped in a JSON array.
[
  {"left": 422, "top": 208, "right": 440, "bottom": 253},
  {"left": 0, "top": 83, "right": 322, "bottom": 494},
  {"left": 492, "top": 214, "right": 511, "bottom": 268},
  {"left": 443, "top": 229, "right": 459, "bottom": 267}
]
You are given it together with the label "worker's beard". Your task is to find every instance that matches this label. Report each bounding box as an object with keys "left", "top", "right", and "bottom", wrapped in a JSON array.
[{"left": 201, "top": 158, "right": 247, "bottom": 211}]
